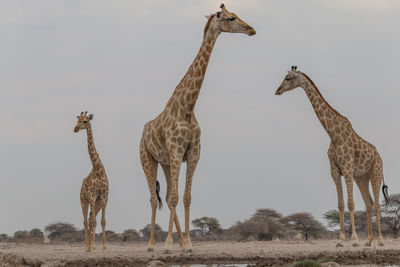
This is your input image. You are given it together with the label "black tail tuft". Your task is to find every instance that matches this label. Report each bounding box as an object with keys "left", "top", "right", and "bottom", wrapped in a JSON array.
[
  {"left": 156, "top": 180, "right": 163, "bottom": 210},
  {"left": 382, "top": 183, "right": 389, "bottom": 204}
]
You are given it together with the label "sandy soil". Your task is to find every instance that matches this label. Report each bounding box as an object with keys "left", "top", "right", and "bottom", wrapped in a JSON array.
[{"left": 1, "top": 239, "right": 399, "bottom": 266}]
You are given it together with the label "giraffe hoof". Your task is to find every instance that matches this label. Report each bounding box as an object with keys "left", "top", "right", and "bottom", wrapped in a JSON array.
[
  {"left": 147, "top": 248, "right": 154, "bottom": 252},
  {"left": 102, "top": 246, "right": 107, "bottom": 250},
  {"left": 364, "top": 242, "right": 372, "bottom": 247},
  {"left": 336, "top": 243, "right": 344, "bottom": 248},
  {"left": 352, "top": 243, "right": 360, "bottom": 247},
  {"left": 163, "top": 249, "right": 172, "bottom": 254},
  {"left": 184, "top": 249, "right": 193, "bottom": 253},
  {"left": 378, "top": 242, "right": 384, "bottom": 247}
]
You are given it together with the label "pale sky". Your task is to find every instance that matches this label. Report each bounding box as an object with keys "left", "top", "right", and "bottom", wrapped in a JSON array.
[{"left": 1, "top": 0, "right": 400, "bottom": 235}]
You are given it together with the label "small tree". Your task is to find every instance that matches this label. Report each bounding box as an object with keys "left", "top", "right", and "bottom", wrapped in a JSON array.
[
  {"left": 121, "top": 229, "right": 140, "bottom": 242},
  {"left": 251, "top": 209, "right": 282, "bottom": 221},
  {"left": 104, "top": 230, "right": 121, "bottom": 242},
  {"left": 381, "top": 194, "right": 400, "bottom": 238},
  {"left": 230, "top": 220, "right": 269, "bottom": 241},
  {"left": 29, "top": 228, "right": 44, "bottom": 238},
  {"left": 0, "top": 233, "right": 9, "bottom": 242},
  {"left": 250, "top": 209, "right": 288, "bottom": 240},
  {"left": 45, "top": 222, "right": 77, "bottom": 240},
  {"left": 191, "top": 217, "right": 222, "bottom": 236},
  {"left": 14, "top": 231, "right": 28, "bottom": 241},
  {"left": 140, "top": 224, "right": 166, "bottom": 241},
  {"left": 282, "top": 212, "right": 325, "bottom": 240},
  {"left": 323, "top": 209, "right": 368, "bottom": 236}
]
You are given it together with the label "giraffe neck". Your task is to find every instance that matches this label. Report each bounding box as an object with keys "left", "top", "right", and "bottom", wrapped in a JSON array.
[
  {"left": 86, "top": 125, "right": 103, "bottom": 171},
  {"left": 301, "top": 73, "right": 351, "bottom": 142},
  {"left": 167, "top": 20, "right": 220, "bottom": 115}
]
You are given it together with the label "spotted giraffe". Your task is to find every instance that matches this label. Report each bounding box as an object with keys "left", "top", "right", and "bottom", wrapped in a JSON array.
[
  {"left": 74, "top": 111, "right": 109, "bottom": 252},
  {"left": 140, "top": 4, "right": 256, "bottom": 254},
  {"left": 275, "top": 66, "right": 389, "bottom": 247}
]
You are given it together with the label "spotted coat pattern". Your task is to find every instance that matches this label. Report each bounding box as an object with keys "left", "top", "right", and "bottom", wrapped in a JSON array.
[
  {"left": 140, "top": 5, "right": 256, "bottom": 253},
  {"left": 276, "top": 69, "right": 385, "bottom": 247},
  {"left": 74, "top": 113, "right": 109, "bottom": 252}
]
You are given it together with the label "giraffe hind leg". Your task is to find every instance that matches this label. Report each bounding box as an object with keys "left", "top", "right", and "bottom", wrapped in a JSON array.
[
  {"left": 161, "top": 164, "right": 185, "bottom": 249},
  {"left": 182, "top": 148, "right": 200, "bottom": 253},
  {"left": 370, "top": 159, "right": 385, "bottom": 246},
  {"left": 140, "top": 139, "right": 159, "bottom": 252},
  {"left": 94, "top": 198, "right": 107, "bottom": 250},
  {"left": 342, "top": 161, "right": 359, "bottom": 247},
  {"left": 354, "top": 175, "right": 373, "bottom": 247}
]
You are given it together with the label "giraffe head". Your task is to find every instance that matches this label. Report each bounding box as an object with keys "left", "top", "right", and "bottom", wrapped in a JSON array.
[
  {"left": 205, "top": 4, "right": 256, "bottom": 37},
  {"left": 275, "top": 66, "right": 303, "bottom": 95},
  {"left": 74, "top": 111, "right": 94, "bottom": 133}
]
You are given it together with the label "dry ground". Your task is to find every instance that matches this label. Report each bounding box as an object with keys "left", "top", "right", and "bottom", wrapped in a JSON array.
[{"left": 1, "top": 239, "right": 400, "bottom": 266}]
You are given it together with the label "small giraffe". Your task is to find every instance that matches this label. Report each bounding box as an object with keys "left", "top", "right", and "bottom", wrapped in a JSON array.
[
  {"left": 140, "top": 4, "right": 255, "bottom": 254},
  {"left": 275, "top": 66, "right": 389, "bottom": 247},
  {"left": 74, "top": 111, "right": 109, "bottom": 252}
]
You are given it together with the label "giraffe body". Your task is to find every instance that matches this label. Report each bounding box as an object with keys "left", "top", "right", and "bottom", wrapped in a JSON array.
[
  {"left": 276, "top": 67, "right": 388, "bottom": 247},
  {"left": 74, "top": 112, "right": 109, "bottom": 252},
  {"left": 140, "top": 4, "right": 255, "bottom": 253}
]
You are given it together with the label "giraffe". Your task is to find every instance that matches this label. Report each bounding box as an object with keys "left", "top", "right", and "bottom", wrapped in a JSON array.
[
  {"left": 275, "top": 66, "right": 389, "bottom": 247},
  {"left": 140, "top": 4, "right": 255, "bottom": 254},
  {"left": 74, "top": 111, "right": 109, "bottom": 252}
]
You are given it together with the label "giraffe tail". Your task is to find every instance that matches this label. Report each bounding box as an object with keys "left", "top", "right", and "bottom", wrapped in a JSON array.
[
  {"left": 156, "top": 180, "right": 163, "bottom": 210},
  {"left": 382, "top": 180, "right": 389, "bottom": 204}
]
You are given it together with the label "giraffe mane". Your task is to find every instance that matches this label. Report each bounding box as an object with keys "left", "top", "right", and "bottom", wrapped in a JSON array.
[
  {"left": 204, "top": 14, "right": 216, "bottom": 37},
  {"left": 301, "top": 72, "right": 350, "bottom": 123}
]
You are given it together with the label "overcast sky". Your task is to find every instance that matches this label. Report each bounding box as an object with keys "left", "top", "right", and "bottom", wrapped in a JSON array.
[{"left": 1, "top": 0, "right": 400, "bottom": 236}]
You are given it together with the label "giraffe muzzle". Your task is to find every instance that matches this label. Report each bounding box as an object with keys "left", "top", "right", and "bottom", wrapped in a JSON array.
[
  {"left": 247, "top": 27, "right": 256, "bottom": 36},
  {"left": 275, "top": 87, "right": 283, "bottom": 95}
]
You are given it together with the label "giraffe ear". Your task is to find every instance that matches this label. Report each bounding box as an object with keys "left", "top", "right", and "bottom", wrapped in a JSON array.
[{"left": 89, "top": 114, "right": 94, "bottom": 120}]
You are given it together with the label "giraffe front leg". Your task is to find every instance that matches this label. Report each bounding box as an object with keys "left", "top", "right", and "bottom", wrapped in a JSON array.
[
  {"left": 164, "top": 157, "right": 182, "bottom": 254},
  {"left": 343, "top": 171, "right": 359, "bottom": 247},
  {"left": 183, "top": 148, "right": 199, "bottom": 253},
  {"left": 87, "top": 201, "right": 97, "bottom": 251},
  {"left": 81, "top": 202, "right": 90, "bottom": 252},
  {"left": 89, "top": 208, "right": 97, "bottom": 250},
  {"left": 101, "top": 206, "right": 107, "bottom": 250},
  {"left": 329, "top": 161, "right": 345, "bottom": 247}
]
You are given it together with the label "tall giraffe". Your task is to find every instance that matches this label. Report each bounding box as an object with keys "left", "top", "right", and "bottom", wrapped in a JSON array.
[
  {"left": 140, "top": 4, "right": 256, "bottom": 253},
  {"left": 74, "top": 111, "right": 109, "bottom": 252},
  {"left": 275, "top": 66, "right": 389, "bottom": 247}
]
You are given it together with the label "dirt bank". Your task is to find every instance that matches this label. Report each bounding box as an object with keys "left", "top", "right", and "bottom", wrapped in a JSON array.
[{"left": 1, "top": 239, "right": 399, "bottom": 266}]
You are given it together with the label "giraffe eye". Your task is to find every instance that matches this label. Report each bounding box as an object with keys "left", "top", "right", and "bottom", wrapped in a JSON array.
[
  {"left": 228, "top": 17, "right": 235, "bottom": 21},
  {"left": 83, "top": 121, "right": 88, "bottom": 123},
  {"left": 285, "top": 77, "right": 291, "bottom": 81}
]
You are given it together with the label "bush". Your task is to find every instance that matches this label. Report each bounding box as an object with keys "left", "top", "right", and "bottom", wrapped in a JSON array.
[
  {"left": 121, "top": 229, "right": 140, "bottom": 242},
  {"left": 230, "top": 220, "right": 269, "bottom": 241}
]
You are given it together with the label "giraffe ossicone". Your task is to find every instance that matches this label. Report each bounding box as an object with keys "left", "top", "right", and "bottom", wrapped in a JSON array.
[
  {"left": 276, "top": 67, "right": 388, "bottom": 247},
  {"left": 140, "top": 4, "right": 255, "bottom": 254},
  {"left": 74, "top": 111, "right": 109, "bottom": 252}
]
